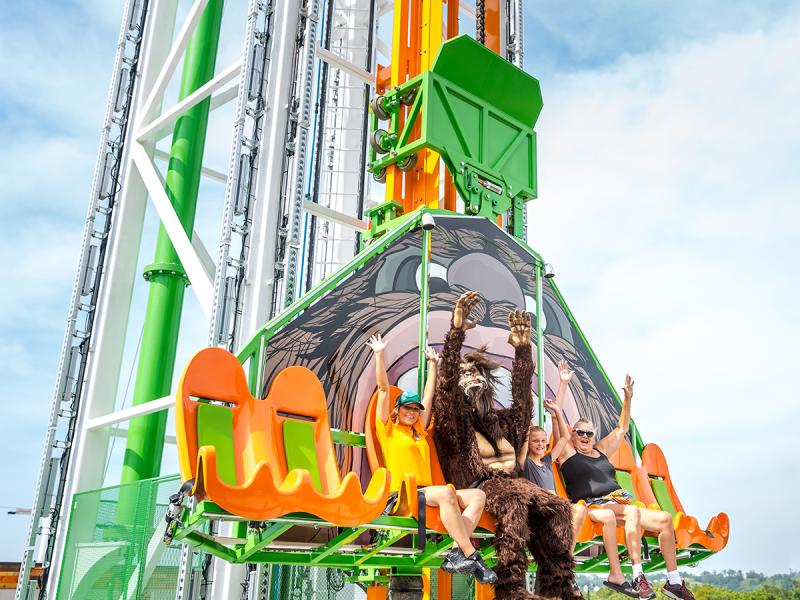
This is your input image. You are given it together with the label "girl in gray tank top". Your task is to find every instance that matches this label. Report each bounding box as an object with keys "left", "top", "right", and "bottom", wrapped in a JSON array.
[{"left": 519, "top": 422, "right": 557, "bottom": 491}]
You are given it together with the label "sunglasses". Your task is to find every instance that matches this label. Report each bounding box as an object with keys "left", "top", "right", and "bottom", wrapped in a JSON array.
[
  {"left": 398, "top": 405, "right": 422, "bottom": 412},
  {"left": 574, "top": 429, "right": 595, "bottom": 438}
]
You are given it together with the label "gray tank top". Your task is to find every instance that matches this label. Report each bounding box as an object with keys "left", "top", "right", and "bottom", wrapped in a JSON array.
[{"left": 522, "top": 454, "right": 555, "bottom": 492}]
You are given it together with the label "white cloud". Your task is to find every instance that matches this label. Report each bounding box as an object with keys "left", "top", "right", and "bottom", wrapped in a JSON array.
[
  {"left": 530, "top": 12, "right": 800, "bottom": 573},
  {"left": 0, "top": 3, "right": 123, "bottom": 132},
  {"left": 0, "top": 0, "right": 797, "bottom": 576}
]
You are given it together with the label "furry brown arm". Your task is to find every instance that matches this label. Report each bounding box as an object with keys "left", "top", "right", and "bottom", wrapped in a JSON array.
[
  {"left": 431, "top": 326, "right": 466, "bottom": 440},
  {"left": 497, "top": 343, "right": 534, "bottom": 452}
]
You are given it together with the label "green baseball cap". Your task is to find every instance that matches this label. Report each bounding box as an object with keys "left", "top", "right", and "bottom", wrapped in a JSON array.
[{"left": 395, "top": 390, "right": 423, "bottom": 408}]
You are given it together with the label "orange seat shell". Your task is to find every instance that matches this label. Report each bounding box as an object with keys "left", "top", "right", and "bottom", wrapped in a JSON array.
[
  {"left": 176, "top": 348, "right": 391, "bottom": 527},
  {"left": 641, "top": 443, "right": 729, "bottom": 551}
]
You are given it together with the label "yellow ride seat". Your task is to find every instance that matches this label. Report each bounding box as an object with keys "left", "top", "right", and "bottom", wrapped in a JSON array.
[{"left": 175, "top": 347, "right": 391, "bottom": 526}]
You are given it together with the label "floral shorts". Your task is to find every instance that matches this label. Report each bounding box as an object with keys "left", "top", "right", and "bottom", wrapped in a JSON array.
[{"left": 584, "top": 488, "right": 634, "bottom": 506}]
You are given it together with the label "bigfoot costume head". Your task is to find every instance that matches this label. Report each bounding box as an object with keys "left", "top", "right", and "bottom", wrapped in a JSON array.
[{"left": 459, "top": 351, "right": 499, "bottom": 417}]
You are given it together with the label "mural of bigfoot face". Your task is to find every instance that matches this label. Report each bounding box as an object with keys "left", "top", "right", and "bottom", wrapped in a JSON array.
[{"left": 261, "top": 215, "right": 623, "bottom": 475}]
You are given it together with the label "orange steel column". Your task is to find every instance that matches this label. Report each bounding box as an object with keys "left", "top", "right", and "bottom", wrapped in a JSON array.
[
  {"left": 422, "top": 569, "right": 432, "bottom": 599},
  {"left": 404, "top": 0, "right": 442, "bottom": 213},
  {"left": 366, "top": 584, "right": 388, "bottom": 600},
  {"left": 484, "top": 0, "right": 502, "bottom": 54},
  {"left": 475, "top": 582, "right": 496, "bottom": 600},
  {"left": 385, "top": 0, "right": 409, "bottom": 204},
  {"left": 437, "top": 571, "right": 453, "bottom": 599},
  {"left": 385, "top": 0, "right": 453, "bottom": 214},
  {"left": 442, "top": 0, "right": 459, "bottom": 211},
  {"left": 482, "top": 0, "right": 504, "bottom": 226}
]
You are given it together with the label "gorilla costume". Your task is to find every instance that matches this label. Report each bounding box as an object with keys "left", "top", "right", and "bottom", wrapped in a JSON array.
[{"left": 432, "top": 292, "right": 578, "bottom": 600}]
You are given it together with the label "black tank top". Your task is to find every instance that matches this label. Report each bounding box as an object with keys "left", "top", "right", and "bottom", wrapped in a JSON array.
[{"left": 560, "top": 450, "right": 619, "bottom": 502}]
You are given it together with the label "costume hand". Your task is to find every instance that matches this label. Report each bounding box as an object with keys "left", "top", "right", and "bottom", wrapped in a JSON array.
[
  {"left": 622, "top": 374, "right": 634, "bottom": 399},
  {"left": 365, "top": 333, "right": 387, "bottom": 354},
  {"left": 507, "top": 309, "right": 531, "bottom": 347},
  {"left": 558, "top": 359, "right": 574, "bottom": 383},
  {"left": 425, "top": 346, "right": 439, "bottom": 364},
  {"left": 452, "top": 291, "right": 480, "bottom": 330}
]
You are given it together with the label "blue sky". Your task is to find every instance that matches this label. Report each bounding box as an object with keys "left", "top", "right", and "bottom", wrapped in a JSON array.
[{"left": 0, "top": 0, "right": 798, "bottom": 577}]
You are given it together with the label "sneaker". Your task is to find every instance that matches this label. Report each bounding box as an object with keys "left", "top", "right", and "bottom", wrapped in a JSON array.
[
  {"left": 439, "top": 547, "right": 464, "bottom": 573},
  {"left": 662, "top": 581, "right": 696, "bottom": 600},
  {"left": 632, "top": 574, "right": 656, "bottom": 599},
  {"left": 464, "top": 552, "right": 498, "bottom": 584}
]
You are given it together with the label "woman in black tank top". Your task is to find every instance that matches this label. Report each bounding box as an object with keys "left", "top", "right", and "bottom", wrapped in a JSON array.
[
  {"left": 551, "top": 369, "right": 696, "bottom": 599},
  {"left": 559, "top": 449, "right": 620, "bottom": 503}
]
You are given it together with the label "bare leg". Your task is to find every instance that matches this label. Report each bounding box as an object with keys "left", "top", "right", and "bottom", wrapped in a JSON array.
[
  {"left": 571, "top": 503, "right": 588, "bottom": 551},
  {"left": 454, "top": 488, "right": 485, "bottom": 535},
  {"left": 424, "top": 486, "right": 475, "bottom": 556},
  {"left": 622, "top": 505, "right": 642, "bottom": 564},
  {"left": 640, "top": 508, "right": 678, "bottom": 571},
  {"left": 601, "top": 504, "right": 643, "bottom": 564},
  {"left": 589, "top": 508, "right": 624, "bottom": 584}
]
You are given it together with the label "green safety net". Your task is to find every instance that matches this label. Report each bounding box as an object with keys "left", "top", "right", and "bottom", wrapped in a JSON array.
[
  {"left": 56, "top": 475, "right": 193, "bottom": 600},
  {"left": 54, "top": 475, "right": 525, "bottom": 598}
]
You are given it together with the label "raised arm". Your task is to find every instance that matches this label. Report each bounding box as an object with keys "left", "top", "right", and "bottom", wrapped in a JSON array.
[
  {"left": 420, "top": 346, "right": 438, "bottom": 428},
  {"left": 498, "top": 310, "right": 534, "bottom": 449},
  {"left": 545, "top": 399, "right": 572, "bottom": 463},
  {"left": 432, "top": 292, "right": 479, "bottom": 437},
  {"left": 549, "top": 360, "right": 572, "bottom": 457},
  {"left": 553, "top": 359, "right": 573, "bottom": 411},
  {"left": 596, "top": 374, "right": 634, "bottom": 456},
  {"left": 366, "top": 334, "right": 390, "bottom": 424}
]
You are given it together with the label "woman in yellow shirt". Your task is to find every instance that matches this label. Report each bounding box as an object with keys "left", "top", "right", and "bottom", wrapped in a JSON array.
[{"left": 367, "top": 334, "right": 496, "bottom": 583}]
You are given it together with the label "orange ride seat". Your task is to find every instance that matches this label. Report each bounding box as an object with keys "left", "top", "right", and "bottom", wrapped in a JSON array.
[
  {"left": 641, "top": 443, "right": 729, "bottom": 551},
  {"left": 176, "top": 348, "right": 391, "bottom": 526},
  {"left": 607, "top": 440, "right": 657, "bottom": 508},
  {"left": 551, "top": 461, "right": 603, "bottom": 543},
  {"left": 364, "top": 387, "right": 496, "bottom": 533}
]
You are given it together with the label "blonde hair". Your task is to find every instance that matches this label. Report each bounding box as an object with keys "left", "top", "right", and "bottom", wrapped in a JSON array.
[{"left": 392, "top": 406, "right": 421, "bottom": 440}]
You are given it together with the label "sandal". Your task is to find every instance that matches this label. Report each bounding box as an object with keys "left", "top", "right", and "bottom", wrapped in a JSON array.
[{"left": 603, "top": 579, "right": 638, "bottom": 598}]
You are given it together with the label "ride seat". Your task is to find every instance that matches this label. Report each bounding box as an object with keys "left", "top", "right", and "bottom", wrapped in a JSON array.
[
  {"left": 176, "top": 348, "right": 391, "bottom": 526},
  {"left": 607, "top": 440, "right": 656, "bottom": 508},
  {"left": 641, "top": 443, "right": 729, "bottom": 551}
]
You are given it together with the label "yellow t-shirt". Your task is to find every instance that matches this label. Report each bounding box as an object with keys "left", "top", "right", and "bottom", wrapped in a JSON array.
[{"left": 375, "top": 414, "right": 433, "bottom": 493}]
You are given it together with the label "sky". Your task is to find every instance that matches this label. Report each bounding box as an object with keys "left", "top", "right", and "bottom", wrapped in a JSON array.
[{"left": 0, "top": 0, "right": 798, "bottom": 578}]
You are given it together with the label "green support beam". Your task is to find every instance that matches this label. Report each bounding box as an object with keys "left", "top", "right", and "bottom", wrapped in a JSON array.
[
  {"left": 237, "top": 522, "right": 294, "bottom": 563},
  {"left": 418, "top": 222, "right": 431, "bottom": 394},
  {"left": 121, "top": 0, "right": 224, "bottom": 486},
  {"left": 535, "top": 260, "right": 545, "bottom": 427}
]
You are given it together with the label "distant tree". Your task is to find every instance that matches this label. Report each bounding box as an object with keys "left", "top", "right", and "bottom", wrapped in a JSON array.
[{"left": 570, "top": 571, "right": 800, "bottom": 598}]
